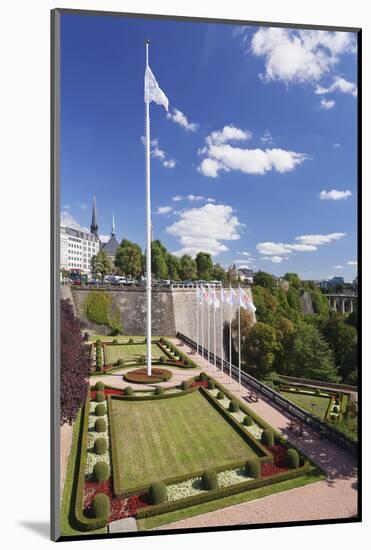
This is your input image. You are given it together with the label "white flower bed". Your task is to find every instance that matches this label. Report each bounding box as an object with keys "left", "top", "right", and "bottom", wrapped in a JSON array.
[
  {"left": 167, "top": 478, "right": 206, "bottom": 501},
  {"left": 246, "top": 424, "right": 263, "bottom": 439},
  {"left": 86, "top": 400, "right": 111, "bottom": 477},
  {"left": 218, "top": 468, "right": 252, "bottom": 487}
]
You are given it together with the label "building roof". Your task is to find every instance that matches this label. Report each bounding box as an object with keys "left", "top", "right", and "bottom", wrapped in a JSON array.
[{"left": 102, "top": 234, "right": 120, "bottom": 256}]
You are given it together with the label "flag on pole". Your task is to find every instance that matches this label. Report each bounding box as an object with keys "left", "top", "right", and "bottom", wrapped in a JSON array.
[
  {"left": 210, "top": 286, "right": 220, "bottom": 308},
  {"left": 144, "top": 66, "right": 169, "bottom": 111},
  {"left": 230, "top": 286, "right": 238, "bottom": 305},
  {"left": 197, "top": 285, "right": 203, "bottom": 305},
  {"left": 203, "top": 285, "right": 213, "bottom": 306},
  {"left": 221, "top": 286, "right": 230, "bottom": 304},
  {"left": 239, "top": 287, "right": 256, "bottom": 312}
]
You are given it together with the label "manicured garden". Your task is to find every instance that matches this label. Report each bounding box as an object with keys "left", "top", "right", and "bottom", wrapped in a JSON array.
[
  {"left": 104, "top": 342, "right": 163, "bottom": 365},
  {"left": 280, "top": 391, "right": 332, "bottom": 419}
]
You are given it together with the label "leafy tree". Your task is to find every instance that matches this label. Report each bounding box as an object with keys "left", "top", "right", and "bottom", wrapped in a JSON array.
[
  {"left": 274, "top": 317, "right": 297, "bottom": 375},
  {"left": 345, "top": 310, "right": 358, "bottom": 330},
  {"left": 211, "top": 263, "right": 227, "bottom": 282},
  {"left": 240, "top": 321, "right": 280, "bottom": 377},
  {"left": 90, "top": 250, "right": 113, "bottom": 282},
  {"left": 115, "top": 239, "right": 143, "bottom": 279},
  {"left": 167, "top": 253, "right": 181, "bottom": 280},
  {"left": 253, "top": 271, "right": 276, "bottom": 289},
  {"left": 84, "top": 291, "right": 123, "bottom": 334},
  {"left": 151, "top": 240, "right": 169, "bottom": 279},
  {"left": 60, "top": 299, "right": 90, "bottom": 424},
  {"left": 195, "top": 252, "right": 213, "bottom": 280},
  {"left": 179, "top": 254, "right": 197, "bottom": 280},
  {"left": 283, "top": 272, "right": 301, "bottom": 289},
  {"left": 321, "top": 314, "right": 357, "bottom": 378}
]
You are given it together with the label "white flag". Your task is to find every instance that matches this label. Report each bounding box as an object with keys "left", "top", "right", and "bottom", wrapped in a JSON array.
[
  {"left": 210, "top": 286, "right": 220, "bottom": 308},
  {"left": 230, "top": 286, "right": 238, "bottom": 305},
  {"left": 239, "top": 287, "right": 256, "bottom": 312},
  {"left": 144, "top": 66, "right": 169, "bottom": 111}
]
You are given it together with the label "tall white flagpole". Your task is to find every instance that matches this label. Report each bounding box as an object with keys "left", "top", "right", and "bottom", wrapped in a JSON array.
[
  {"left": 145, "top": 40, "right": 152, "bottom": 376},
  {"left": 207, "top": 288, "right": 210, "bottom": 364},
  {"left": 201, "top": 288, "right": 204, "bottom": 359},
  {"left": 238, "top": 285, "right": 241, "bottom": 390},
  {"left": 196, "top": 285, "right": 199, "bottom": 355},
  {"left": 229, "top": 284, "right": 232, "bottom": 383},
  {"left": 213, "top": 287, "right": 216, "bottom": 372},
  {"left": 220, "top": 285, "right": 224, "bottom": 375}
]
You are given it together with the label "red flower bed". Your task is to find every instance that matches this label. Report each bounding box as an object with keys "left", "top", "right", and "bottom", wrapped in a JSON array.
[
  {"left": 261, "top": 444, "right": 289, "bottom": 477},
  {"left": 261, "top": 462, "right": 288, "bottom": 477},
  {"left": 90, "top": 388, "right": 124, "bottom": 400},
  {"left": 190, "top": 380, "right": 208, "bottom": 388},
  {"left": 84, "top": 477, "right": 149, "bottom": 521}
]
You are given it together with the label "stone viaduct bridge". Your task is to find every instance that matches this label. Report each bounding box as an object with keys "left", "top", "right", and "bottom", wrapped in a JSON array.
[{"left": 325, "top": 293, "right": 357, "bottom": 314}]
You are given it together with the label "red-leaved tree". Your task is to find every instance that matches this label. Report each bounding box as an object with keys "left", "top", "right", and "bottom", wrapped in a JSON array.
[{"left": 60, "top": 299, "right": 90, "bottom": 425}]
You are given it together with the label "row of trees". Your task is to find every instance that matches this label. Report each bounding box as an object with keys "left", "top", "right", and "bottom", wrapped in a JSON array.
[
  {"left": 91, "top": 238, "right": 231, "bottom": 282},
  {"left": 232, "top": 272, "right": 358, "bottom": 385}
]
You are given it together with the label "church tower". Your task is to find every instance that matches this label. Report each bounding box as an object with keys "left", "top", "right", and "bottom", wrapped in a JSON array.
[{"left": 90, "top": 196, "right": 99, "bottom": 238}]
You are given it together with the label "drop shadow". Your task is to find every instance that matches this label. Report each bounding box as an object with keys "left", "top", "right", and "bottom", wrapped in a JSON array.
[{"left": 18, "top": 521, "right": 50, "bottom": 539}]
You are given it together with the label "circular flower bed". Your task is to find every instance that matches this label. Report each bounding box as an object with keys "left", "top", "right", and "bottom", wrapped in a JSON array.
[{"left": 123, "top": 368, "right": 172, "bottom": 384}]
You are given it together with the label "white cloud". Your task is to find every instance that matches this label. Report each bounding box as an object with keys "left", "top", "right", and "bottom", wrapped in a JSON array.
[
  {"left": 163, "top": 159, "right": 176, "bottom": 168},
  {"left": 166, "top": 108, "right": 198, "bottom": 131},
  {"left": 206, "top": 125, "right": 252, "bottom": 146},
  {"left": 237, "top": 251, "right": 251, "bottom": 256},
  {"left": 295, "top": 232, "right": 346, "bottom": 245},
  {"left": 63, "top": 204, "right": 70, "bottom": 209},
  {"left": 260, "top": 130, "right": 274, "bottom": 144},
  {"left": 250, "top": 28, "right": 355, "bottom": 85},
  {"left": 156, "top": 206, "right": 173, "bottom": 215},
  {"left": 166, "top": 203, "right": 242, "bottom": 257},
  {"left": 261, "top": 255, "right": 285, "bottom": 263},
  {"left": 234, "top": 258, "right": 255, "bottom": 264},
  {"left": 320, "top": 98, "right": 335, "bottom": 110},
  {"left": 172, "top": 194, "right": 216, "bottom": 203},
  {"left": 315, "top": 76, "right": 357, "bottom": 97},
  {"left": 347, "top": 260, "right": 357, "bottom": 266},
  {"left": 141, "top": 136, "right": 176, "bottom": 168},
  {"left": 100, "top": 234, "right": 111, "bottom": 244},
  {"left": 333, "top": 265, "right": 344, "bottom": 269},
  {"left": 332, "top": 143, "right": 341, "bottom": 148},
  {"left": 61, "top": 211, "right": 89, "bottom": 233},
  {"left": 256, "top": 241, "right": 317, "bottom": 256},
  {"left": 319, "top": 189, "right": 352, "bottom": 200},
  {"left": 198, "top": 158, "right": 225, "bottom": 178}
]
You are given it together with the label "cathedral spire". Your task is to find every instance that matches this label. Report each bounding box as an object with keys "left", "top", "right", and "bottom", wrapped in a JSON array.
[
  {"left": 111, "top": 211, "right": 116, "bottom": 236},
  {"left": 91, "top": 196, "right": 99, "bottom": 238}
]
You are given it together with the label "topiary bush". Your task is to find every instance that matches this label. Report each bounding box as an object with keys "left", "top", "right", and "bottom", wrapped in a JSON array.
[
  {"left": 159, "top": 356, "right": 166, "bottom": 364},
  {"left": 95, "top": 391, "right": 105, "bottom": 402},
  {"left": 181, "top": 380, "right": 191, "bottom": 390},
  {"left": 95, "top": 381, "right": 104, "bottom": 391},
  {"left": 201, "top": 469, "right": 218, "bottom": 490},
  {"left": 199, "top": 372, "right": 208, "bottom": 382},
  {"left": 95, "top": 403, "right": 106, "bottom": 417},
  {"left": 96, "top": 339, "right": 102, "bottom": 345},
  {"left": 117, "top": 358, "right": 125, "bottom": 366},
  {"left": 208, "top": 380, "right": 215, "bottom": 390},
  {"left": 129, "top": 338, "right": 134, "bottom": 344},
  {"left": 229, "top": 400, "right": 239, "bottom": 413},
  {"left": 261, "top": 429, "right": 274, "bottom": 447},
  {"left": 95, "top": 418, "right": 106, "bottom": 433},
  {"left": 94, "top": 437, "right": 107, "bottom": 455},
  {"left": 93, "top": 493, "right": 110, "bottom": 519},
  {"left": 136, "top": 356, "right": 142, "bottom": 364},
  {"left": 149, "top": 481, "right": 167, "bottom": 504},
  {"left": 124, "top": 386, "right": 134, "bottom": 396},
  {"left": 243, "top": 415, "right": 253, "bottom": 426},
  {"left": 93, "top": 461, "right": 110, "bottom": 483},
  {"left": 285, "top": 448, "right": 300, "bottom": 469},
  {"left": 113, "top": 339, "right": 118, "bottom": 344},
  {"left": 245, "top": 458, "right": 261, "bottom": 479},
  {"left": 330, "top": 413, "right": 337, "bottom": 421},
  {"left": 155, "top": 387, "right": 164, "bottom": 395},
  {"left": 333, "top": 405, "right": 339, "bottom": 413},
  {"left": 217, "top": 391, "right": 224, "bottom": 400},
  {"left": 315, "top": 388, "right": 321, "bottom": 396}
]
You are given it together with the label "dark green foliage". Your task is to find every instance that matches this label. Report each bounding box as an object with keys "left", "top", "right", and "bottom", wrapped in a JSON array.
[
  {"left": 201, "top": 469, "right": 218, "bottom": 490},
  {"left": 181, "top": 380, "right": 191, "bottom": 390},
  {"left": 330, "top": 413, "right": 337, "bottom": 421},
  {"left": 95, "top": 381, "right": 104, "bottom": 391},
  {"left": 117, "top": 358, "right": 125, "bottom": 366},
  {"left": 243, "top": 415, "right": 253, "bottom": 426},
  {"left": 217, "top": 391, "right": 224, "bottom": 400},
  {"left": 93, "top": 493, "right": 110, "bottom": 519},
  {"left": 124, "top": 386, "right": 134, "bottom": 396},
  {"left": 95, "top": 391, "right": 105, "bottom": 403},
  {"left": 94, "top": 418, "right": 106, "bottom": 433},
  {"left": 129, "top": 338, "right": 134, "bottom": 344},
  {"left": 93, "top": 461, "right": 110, "bottom": 483},
  {"left": 245, "top": 458, "right": 261, "bottom": 479},
  {"left": 94, "top": 437, "right": 107, "bottom": 455},
  {"left": 113, "top": 339, "right": 118, "bottom": 344},
  {"left": 149, "top": 481, "right": 168, "bottom": 504},
  {"left": 315, "top": 388, "right": 321, "bottom": 396},
  {"left": 333, "top": 405, "right": 339, "bottom": 413},
  {"left": 155, "top": 387, "right": 164, "bottom": 395},
  {"left": 95, "top": 403, "right": 106, "bottom": 417},
  {"left": 179, "top": 254, "right": 197, "bottom": 280},
  {"left": 208, "top": 380, "right": 215, "bottom": 390},
  {"left": 261, "top": 429, "right": 274, "bottom": 447},
  {"left": 84, "top": 291, "right": 122, "bottom": 334},
  {"left": 114, "top": 239, "right": 143, "bottom": 279},
  {"left": 285, "top": 448, "right": 299, "bottom": 469},
  {"left": 228, "top": 400, "right": 239, "bottom": 413},
  {"left": 159, "top": 356, "right": 166, "bottom": 364},
  {"left": 199, "top": 372, "right": 208, "bottom": 382},
  {"left": 196, "top": 251, "right": 213, "bottom": 280}
]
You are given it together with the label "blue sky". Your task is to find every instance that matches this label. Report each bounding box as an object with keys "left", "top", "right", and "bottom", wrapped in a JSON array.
[{"left": 60, "top": 13, "right": 358, "bottom": 281}]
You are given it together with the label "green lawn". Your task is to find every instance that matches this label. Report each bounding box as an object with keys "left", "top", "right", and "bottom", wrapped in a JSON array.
[
  {"left": 105, "top": 343, "right": 164, "bottom": 364},
  {"left": 110, "top": 391, "right": 260, "bottom": 494},
  {"left": 280, "top": 391, "right": 331, "bottom": 419}
]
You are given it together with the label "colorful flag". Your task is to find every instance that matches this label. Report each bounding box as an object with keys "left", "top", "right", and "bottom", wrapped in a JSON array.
[
  {"left": 239, "top": 287, "right": 256, "bottom": 312},
  {"left": 211, "top": 286, "right": 220, "bottom": 308},
  {"left": 221, "top": 286, "right": 230, "bottom": 304},
  {"left": 230, "top": 286, "right": 238, "bottom": 305},
  {"left": 144, "top": 65, "right": 169, "bottom": 111},
  {"left": 202, "top": 285, "right": 213, "bottom": 306}
]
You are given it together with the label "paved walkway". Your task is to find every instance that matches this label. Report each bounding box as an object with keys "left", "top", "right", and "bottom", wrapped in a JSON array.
[{"left": 60, "top": 422, "right": 73, "bottom": 497}]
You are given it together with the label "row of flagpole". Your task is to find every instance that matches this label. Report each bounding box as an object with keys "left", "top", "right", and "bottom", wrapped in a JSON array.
[{"left": 196, "top": 284, "right": 256, "bottom": 389}]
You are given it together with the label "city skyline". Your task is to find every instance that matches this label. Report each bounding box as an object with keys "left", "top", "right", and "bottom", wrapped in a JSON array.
[{"left": 61, "top": 14, "right": 358, "bottom": 282}]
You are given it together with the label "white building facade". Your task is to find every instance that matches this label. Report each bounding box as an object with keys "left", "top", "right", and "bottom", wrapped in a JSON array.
[{"left": 60, "top": 224, "right": 100, "bottom": 274}]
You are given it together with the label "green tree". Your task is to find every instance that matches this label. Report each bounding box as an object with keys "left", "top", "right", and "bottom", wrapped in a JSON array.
[
  {"left": 283, "top": 272, "right": 301, "bottom": 289},
  {"left": 195, "top": 252, "right": 213, "bottom": 280},
  {"left": 151, "top": 240, "right": 169, "bottom": 279},
  {"left": 321, "top": 314, "right": 357, "bottom": 378},
  {"left": 274, "top": 317, "right": 297, "bottom": 375},
  {"left": 211, "top": 263, "right": 227, "bottom": 282},
  {"left": 253, "top": 271, "right": 277, "bottom": 289},
  {"left": 179, "top": 254, "right": 197, "bottom": 280},
  {"left": 90, "top": 250, "right": 113, "bottom": 282},
  {"left": 241, "top": 321, "right": 280, "bottom": 377},
  {"left": 166, "top": 254, "right": 181, "bottom": 280},
  {"left": 115, "top": 239, "right": 143, "bottom": 279}
]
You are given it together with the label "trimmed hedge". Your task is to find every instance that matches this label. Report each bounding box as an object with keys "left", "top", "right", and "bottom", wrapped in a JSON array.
[
  {"left": 201, "top": 469, "right": 218, "bottom": 490},
  {"left": 93, "top": 493, "right": 110, "bottom": 520},
  {"left": 181, "top": 380, "right": 191, "bottom": 390},
  {"left": 217, "top": 391, "right": 224, "bottom": 400},
  {"left": 117, "top": 358, "right": 125, "bottom": 366},
  {"left": 261, "top": 429, "right": 274, "bottom": 447},
  {"left": 124, "top": 386, "right": 134, "bottom": 396},
  {"left": 229, "top": 400, "right": 239, "bottom": 413},
  {"left": 93, "top": 461, "right": 110, "bottom": 483},
  {"left": 94, "top": 418, "right": 106, "bottom": 433},
  {"left": 199, "top": 372, "right": 208, "bottom": 382},
  {"left": 95, "top": 391, "right": 105, "bottom": 403},
  {"left": 129, "top": 338, "right": 134, "bottom": 343},
  {"left": 315, "top": 388, "right": 321, "bottom": 396},
  {"left": 113, "top": 339, "right": 118, "bottom": 344},
  {"left": 285, "top": 448, "right": 299, "bottom": 469},
  {"left": 208, "top": 380, "right": 215, "bottom": 390},
  {"left": 243, "top": 415, "right": 253, "bottom": 427},
  {"left": 155, "top": 387, "right": 164, "bottom": 396},
  {"left": 94, "top": 437, "right": 107, "bottom": 455},
  {"left": 149, "top": 481, "right": 167, "bottom": 504},
  {"left": 95, "top": 381, "right": 104, "bottom": 392},
  {"left": 95, "top": 404, "right": 106, "bottom": 417},
  {"left": 245, "top": 458, "right": 261, "bottom": 479}
]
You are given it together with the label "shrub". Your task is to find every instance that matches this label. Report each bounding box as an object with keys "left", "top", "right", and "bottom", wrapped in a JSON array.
[
  {"left": 124, "top": 386, "right": 134, "bottom": 396},
  {"left": 129, "top": 338, "right": 134, "bottom": 344},
  {"left": 113, "top": 339, "right": 118, "bottom": 344},
  {"left": 95, "top": 404, "right": 106, "bottom": 417},
  {"left": 208, "top": 380, "right": 215, "bottom": 390},
  {"left": 95, "top": 418, "right": 106, "bottom": 433},
  {"left": 159, "top": 356, "right": 166, "bottom": 364},
  {"left": 93, "top": 461, "right": 110, "bottom": 483},
  {"left": 155, "top": 387, "right": 164, "bottom": 395},
  {"left": 184, "top": 358, "right": 189, "bottom": 366},
  {"left": 315, "top": 388, "right": 321, "bottom": 396},
  {"left": 95, "top": 381, "right": 104, "bottom": 391},
  {"left": 261, "top": 429, "right": 274, "bottom": 447},
  {"left": 149, "top": 481, "right": 167, "bottom": 504},
  {"left": 95, "top": 391, "right": 105, "bottom": 402},
  {"left": 93, "top": 493, "right": 110, "bottom": 519},
  {"left": 245, "top": 458, "right": 261, "bottom": 479},
  {"left": 330, "top": 413, "right": 337, "bottom": 421},
  {"left": 199, "top": 372, "right": 208, "bottom": 382},
  {"left": 229, "top": 400, "right": 239, "bottom": 413},
  {"left": 94, "top": 437, "right": 107, "bottom": 455},
  {"left": 217, "top": 391, "right": 224, "bottom": 400},
  {"left": 333, "top": 405, "right": 340, "bottom": 413},
  {"left": 201, "top": 469, "right": 218, "bottom": 491},
  {"left": 96, "top": 339, "right": 102, "bottom": 346},
  {"left": 285, "top": 448, "right": 300, "bottom": 469},
  {"left": 117, "top": 358, "right": 125, "bottom": 366},
  {"left": 136, "top": 357, "right": 142, "bottom": 364},
  {"left": 243, "top": 415, "right": 253, "bottom": 426},
  {"left": 85, "top": 291, "right": 112, "bottom": 326},
  {"left": 181, "top": 380, "right": 190, "bottom": 390}
]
